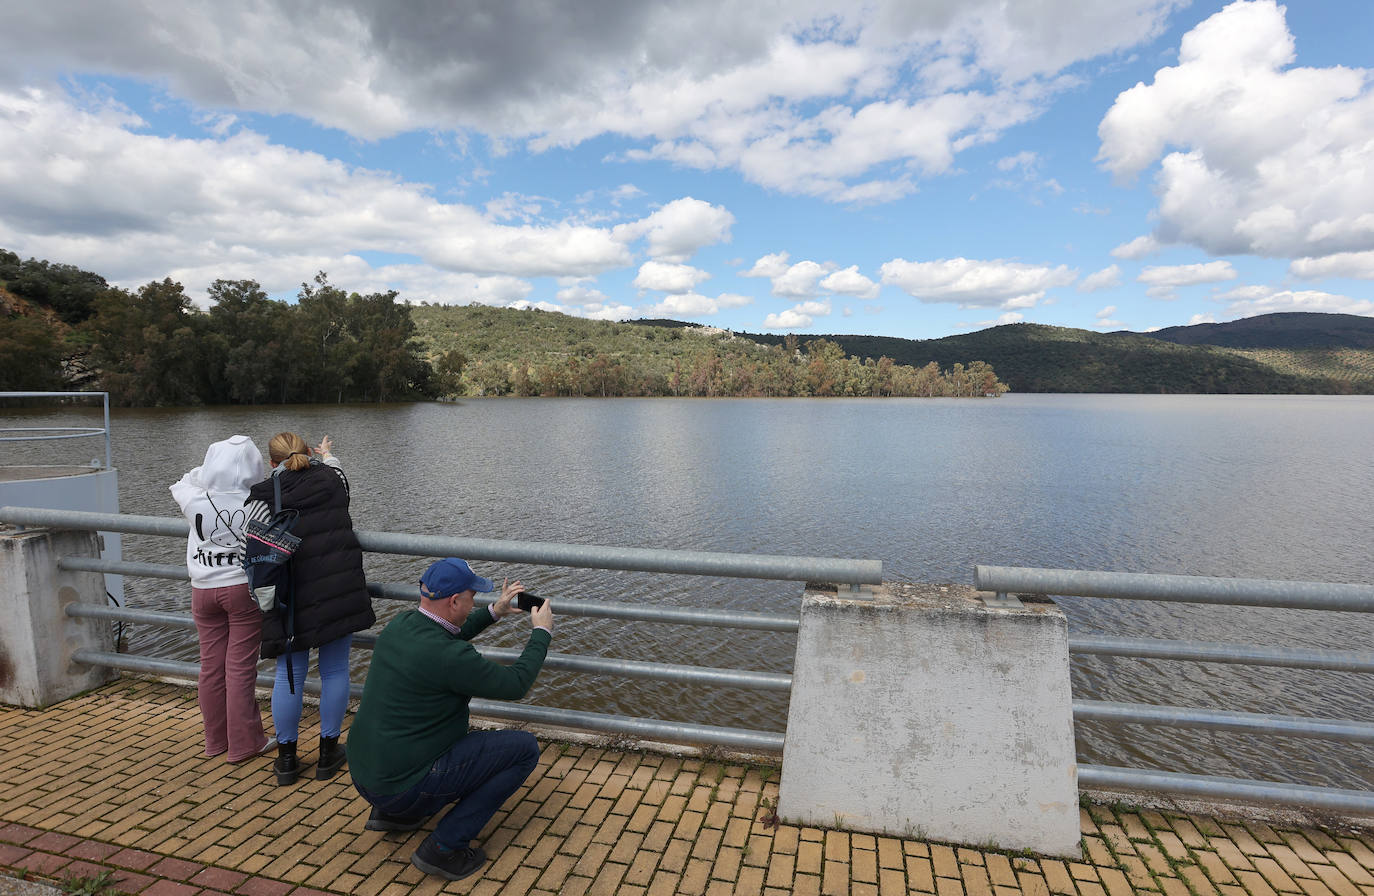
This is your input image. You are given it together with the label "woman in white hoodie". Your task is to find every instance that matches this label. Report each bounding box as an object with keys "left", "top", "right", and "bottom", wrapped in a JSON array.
[{"left": 170, "top": 435, "right": 273, "bottom": 762}]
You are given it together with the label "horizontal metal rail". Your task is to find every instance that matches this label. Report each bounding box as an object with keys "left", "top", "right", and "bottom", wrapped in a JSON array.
[
  {"left": 1068, "top": 635, "right": 1374, "bottom": 673},
  {"left": 66, "top": 604, "right": 793, "bottom": 691},
  {"left": 1078, "top": 764, "right": 1374, "bottom": 814},
  {"left": 1073, "top": 700, "right": 1374, "bottom": 742},
  {"left": 60, "top": 567, "right": 801, "bottom": 632},
  {"left": 0, "top": 391, "right": 111, "bottom": 468},
  {"left": 977, "top": 565, "right": 1374, "bottom": 612},
  {"left": 69, "top": 650, "right": 785, "bottom": 752},
  {"left": 3, "top": 506, "right": 881, "bottom": 584}
]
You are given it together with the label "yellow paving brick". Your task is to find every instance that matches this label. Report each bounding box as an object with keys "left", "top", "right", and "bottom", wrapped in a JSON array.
[
  {"left": 1330, "top": 853, "right": 1374, "bottom": 886},
  {"left": 1156, "top": 832, "right": 1191, "bottom": 862},
  {"left": 712, "top": 845, "right": 744, "bottom": 882},
  {"left": 1072, "top": 864, "right": 1101, "bottom": 883},
  {"left": 1223, "top": 825, "right": 1270, "bottom": 858},
  {"left": 1020, "top": 871, "right": 1053, "bottom": 896},
  {"left": 1213, "top": 838, "right": 1258, "bottom": 872},
  {"left": 1171, "top": 820, "right": 1208, "bottom": 849},
  {"left": 1251, "top": 857, "right": 1303, "bottom": 894},
  {"left": 1297, "top": 878, "right": 1340, "bottom": 896},
  {"left": 1137, "top": 843, "right": 1177, "bottom": 878},
  {"left": 874, "top": 867, "right": 905, "bottom": 896},
  {"left": 907, "top": 856, "right": 936, "bottom": 892},
  {"left": 1337, "top": 840, "right": 1374, "bottom": 872},
  {"left": 1101, "top": 826, "right": 1138, "bottom": 856},
  {"left": 1236, "top": 868, "right": 1283, "bottom": 896},
  {"left": 660, "top": 837, "right": 693, "bottom": 874},
  {"left": 1313, "top": 863, "right": 1365, "bottom": 896},
  {"left": 1270, "top": 844, "right": 1323, "bottom": 881},
  {"left": 1078, "top": 881, "right": 1108, "bottom": 896},
  {"left": 1085, "top": 837, "right": 1115, "bottom": 866},
  {"left": 734, "top": 866, "right": 766, "bottom": 896},
  {"left": 767, "top": 852, "right": 798, "bottom": 889},
  {"left": 938, "top": 874, "right": 968, "bottom": 896},
  {"left": 987, "top": 854, "right": 1018, "bottom": 888},
  {"left": 1182, "top": 864, "right": 1221, "bottom": 896},
  {"left": 1099, "top": 866, "right": 1135, "bottom": 896},
  {"left": 932, "top": 845, "right": 961, "bottom": 878},
  {"left": 536, "top": 852, "right": 578, "bottom": 891},
  {"left": 962, "top": 861, "right": 994, "bottom": 896},
  {"left": 876, "top": 837, "right": 904, "bottom": 871},
  {"left": 625, "top": 849, "right": 660, "bottom": 887},
  {"left": 680, "top": 857, "right": 713, "bottom": 896},
  {"left": 573, "top": 841, "right": 614, "bottom": 878},
  {"left": 1196, "top": 851, "right": 1241, "bottom": 885},
  {"left": 1042, "top": 860, "right": 1078, "bottom": 895},
  {"left": 1158, "top": 878, "right": 1191, "bottom": 896}
]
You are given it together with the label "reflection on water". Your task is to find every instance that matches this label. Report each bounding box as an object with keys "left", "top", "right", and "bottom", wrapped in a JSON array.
[{"left": 4, "top": 394, "right": 1373, "bottom": 789}]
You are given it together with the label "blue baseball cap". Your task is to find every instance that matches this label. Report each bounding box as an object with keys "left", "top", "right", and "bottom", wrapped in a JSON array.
[{"left": 419, "top": 558, "right": 495, "bottom": 598}]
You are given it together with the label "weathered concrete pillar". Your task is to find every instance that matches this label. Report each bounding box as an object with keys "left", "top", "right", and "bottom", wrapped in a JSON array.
[
  {"left": 779, "top": 583, "right": 1080, "bottom": 857},
  {"left": 0, "top": 527, "right": 118, "bottom": 707}
]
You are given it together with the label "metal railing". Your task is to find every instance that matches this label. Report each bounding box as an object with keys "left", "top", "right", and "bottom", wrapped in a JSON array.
[
  {"left": 6, "top": 500, "right": 1372, "bottom": 812},
  {"left": 976, "top": 564, "right": 1374, "bottom": 814},
  {"left": 0, "top": 392, "right": 112, "bottom": 469},
  {"left": 2, "top": 505, "right": 880, "bottom": 753}
]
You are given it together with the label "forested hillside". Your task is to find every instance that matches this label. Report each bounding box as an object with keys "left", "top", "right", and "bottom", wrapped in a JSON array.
[
  {"left": 9, "top": 247, "right": 1368, "bottom": 401},
  {"left": 2, "top": 249, "right": 432, "bottom": 405},
  {"left": 729, "top": 321, "right": 1374, "bottom": 393},
  {"left": 410, "top": 304, "right": 1007, "bottom": 397},
  {"left": 2, "top": 250, "right": 1007, "bottom": 403}
]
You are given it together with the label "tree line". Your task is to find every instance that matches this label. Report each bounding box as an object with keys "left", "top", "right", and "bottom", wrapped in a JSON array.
[{"left": 2, "top": 249, "right": 1008, "bottom": 404}]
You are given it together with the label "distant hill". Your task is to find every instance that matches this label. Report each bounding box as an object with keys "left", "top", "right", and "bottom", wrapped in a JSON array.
[
  {"left": 1146, "top": 312, "right": 1374, "bottom": 349},
  {"left": 706, "top": 315, "right": 1374, "bottom": 394}
]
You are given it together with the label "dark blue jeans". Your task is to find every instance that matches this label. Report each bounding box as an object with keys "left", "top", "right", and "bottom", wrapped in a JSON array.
[{"left": 354, "top": 730, "right": 540, "bottom": 849}]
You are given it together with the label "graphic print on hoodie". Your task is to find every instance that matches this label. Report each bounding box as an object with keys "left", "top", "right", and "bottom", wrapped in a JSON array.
[{"left": 170, "top": 435, "right": 266, "bottom": 589}]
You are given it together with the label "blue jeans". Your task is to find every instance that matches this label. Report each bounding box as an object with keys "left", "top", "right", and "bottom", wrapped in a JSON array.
[
  {"left": 354, "top": 730, "right": 540, "bottom": 849},
  {"left": 272, "top": 634, "right": 352, "bottom": 741}
]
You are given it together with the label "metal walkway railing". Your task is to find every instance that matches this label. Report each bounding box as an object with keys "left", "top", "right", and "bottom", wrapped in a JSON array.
[
  {"left": 976, "top": 564, "right": 1374, "bottom": 813},
  {"left": 1, "top": 505, "right": 880, "bottom": 753},
  {"left": 4, "top": 502, "right": 1372, "bottom": 813},
  {"left": 0, "top": 392, "right": 112, "bottom": 469}
]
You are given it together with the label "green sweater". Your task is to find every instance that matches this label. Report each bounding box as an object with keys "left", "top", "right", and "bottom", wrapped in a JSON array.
[{"left": 347, "top": 607, "right": 551, "bottom": 794}]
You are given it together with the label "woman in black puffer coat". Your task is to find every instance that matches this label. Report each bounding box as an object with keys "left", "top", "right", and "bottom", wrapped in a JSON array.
[{"left": 246, "top": 432, "right": 374, "bottom": 786}]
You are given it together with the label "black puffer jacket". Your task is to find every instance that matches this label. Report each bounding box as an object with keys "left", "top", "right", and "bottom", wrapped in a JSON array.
[{"left": 248, "top": 462, "right": 375, "bottom": 657}]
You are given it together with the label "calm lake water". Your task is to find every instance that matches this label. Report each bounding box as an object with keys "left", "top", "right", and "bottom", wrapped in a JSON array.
[{"left": 5, "top": 394, "right": 1373, "bottom": 790}]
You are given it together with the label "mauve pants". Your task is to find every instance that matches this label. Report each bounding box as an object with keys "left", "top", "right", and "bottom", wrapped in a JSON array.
[{"left": 192, "top": 583, "right": 268, "bottom": 761}]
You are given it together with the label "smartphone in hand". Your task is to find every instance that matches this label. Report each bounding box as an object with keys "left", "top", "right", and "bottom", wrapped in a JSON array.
[{"left": 517, "top": 592, "right": 546, "bottom": 611}]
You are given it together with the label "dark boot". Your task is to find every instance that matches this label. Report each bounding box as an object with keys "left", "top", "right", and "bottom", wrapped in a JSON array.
[
  {"left": 274, "top": 740, "right": 300, "bottom": 786},
  {"left": 317, "top": 735, "right": 346, "bottom": 780}
]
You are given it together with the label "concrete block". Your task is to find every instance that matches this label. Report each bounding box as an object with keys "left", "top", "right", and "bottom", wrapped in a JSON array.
[
  {"left": 778, "top": 582, "right": 1079, "bottom": 857},
  {"left": 0, "top": 527, "right": 118, "bottom": 707}
]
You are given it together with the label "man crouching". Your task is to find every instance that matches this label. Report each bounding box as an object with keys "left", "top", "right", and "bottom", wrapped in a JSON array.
[{"left": 347, "top": 557, "right": 553, "bottom": 881}]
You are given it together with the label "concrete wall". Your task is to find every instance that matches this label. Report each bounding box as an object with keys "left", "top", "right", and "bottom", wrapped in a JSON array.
[
  {"left": 0, "top": 527, "right": 118, "bottom": 707},
  {"left": 0, "top": 467, "right": 123, "bottom": 603},
  {"left": 778, "top": 582, "right": 1080, "bottom": 857}
]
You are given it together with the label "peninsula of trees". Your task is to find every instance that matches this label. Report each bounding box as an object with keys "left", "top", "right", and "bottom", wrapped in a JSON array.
[{"left": 1, "top": 251, "right": 1007, "bottom": 405}]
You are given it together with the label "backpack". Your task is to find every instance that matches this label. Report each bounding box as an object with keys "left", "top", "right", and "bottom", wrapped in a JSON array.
[{"left": 242, "top": 468, "right": 303, "bottom": 691}]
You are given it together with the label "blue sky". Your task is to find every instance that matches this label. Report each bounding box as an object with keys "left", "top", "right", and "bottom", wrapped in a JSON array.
[{"left": 2, "top": 0, "right": 1372, "bottom": 340}]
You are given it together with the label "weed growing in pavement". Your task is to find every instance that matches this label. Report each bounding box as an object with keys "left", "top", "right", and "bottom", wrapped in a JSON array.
[{"left": 57, "top": 870, "right": 122, "bottom": 896}]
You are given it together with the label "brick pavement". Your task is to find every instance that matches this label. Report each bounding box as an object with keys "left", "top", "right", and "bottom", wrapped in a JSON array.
[{"left": 1, "top": 679, "right": 1372, "bottom": 896}]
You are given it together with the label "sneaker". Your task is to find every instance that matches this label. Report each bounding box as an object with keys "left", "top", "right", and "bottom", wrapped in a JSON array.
[
  {"left": 364, "top": 808, "right": 426, "bottom": 832},
  {"left": 410, "top": 838, "right": 486, "bottom": 881},
  {"left": 228, "top": 737, "right": 277, "bottom": 764}
]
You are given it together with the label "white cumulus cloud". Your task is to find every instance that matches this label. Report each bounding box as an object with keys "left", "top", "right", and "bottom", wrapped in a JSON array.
[
  {"left": 0, "top": 0, "right": 1186, "bottom": 204},
  {"left": 1137, "top": 261, "right": 1237, "bottom": 287},
  {"left": 1098, "top": 0, "right": 1374, "bottom": 260},
  {"left": 1111, "top": 236, "right": 1161, "bottom": 259},
  {"left": 612, "top": 197, "right": 734, "bottom": 262},
  {"left": 1290, "top": 250, "right": 1374, "bottom": 280},
  {"left": 632, "top": 261, "right": 711, "bottom": 294},
  {"left": 1079, "top": 264, "right": 1121, "bottom": 292},
  {"left": 880, "top": 257, "right": 1076, "bottom": 308}
]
